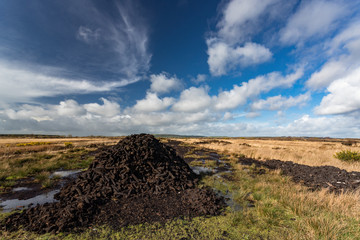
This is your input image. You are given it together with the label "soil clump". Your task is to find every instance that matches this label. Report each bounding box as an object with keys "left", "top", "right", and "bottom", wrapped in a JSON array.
[
  {"left": 239, "top": 157, "right": 360, "bottom": 193},
  {"left": 1, "top": 134, "right": 224, "bottom": 234}
]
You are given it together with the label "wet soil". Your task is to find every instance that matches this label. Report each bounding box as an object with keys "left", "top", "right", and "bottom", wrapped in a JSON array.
[
  {"left": 165, "top": 140, "right": 231, "bottom": 173},
  {"left": 238, "top": 157, "right": 360, "bottom": 193},
  {"left": 1, "top": 134, "right": 225, "bottom": 234}
]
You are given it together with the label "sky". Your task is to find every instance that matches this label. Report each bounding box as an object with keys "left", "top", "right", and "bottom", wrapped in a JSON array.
[{"left": 1, "top": 0, "right": 360, "bottom": 137}]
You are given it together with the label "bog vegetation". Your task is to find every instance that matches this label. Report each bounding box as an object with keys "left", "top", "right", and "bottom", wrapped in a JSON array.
[
  {"left": 334, "top": 150, "right": 360, "bottom": 162},
  {"left": 1, "top": 136, "right": 360, "bottom": 239}
]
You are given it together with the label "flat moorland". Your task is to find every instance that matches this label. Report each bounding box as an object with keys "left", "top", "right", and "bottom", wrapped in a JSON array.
[
  {"left": 179, "top": 137, "right": 360, "bottom": 172},
  {"left": 1, "top": 136, "right": 360, "bottom": 239}
]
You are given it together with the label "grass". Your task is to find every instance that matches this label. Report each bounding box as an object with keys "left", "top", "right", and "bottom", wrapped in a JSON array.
[
  {"left": 334, "top": 150, "right": 360, "bottom": 162},
  {"left": 0, "top": 147, "right": 95, "bottom": 190},
  {"left": 189, "top": 159, "right": 218, "bottom": 168},
  {"left": 2, "top": 137, "right": 360, "bottom": 239},
  {"left": 179, "top": 138, "right": 360, "bottom": 172},
  {"left": 16, "top": 142, "right": 52, "bottom": 147},
  {"left": 2, "top": 156, "right": 360, "bottom": 239}
]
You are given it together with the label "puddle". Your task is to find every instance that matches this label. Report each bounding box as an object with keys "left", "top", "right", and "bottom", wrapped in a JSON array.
[
  {"left": 51, "top": 170, "right": 82, "bottom": 178},
  {"left": 13, "top": 187, "right": 31, "bottom": 192},
  {"left": 1, "top": 169, "right": 81, "bottom": 213},
  {"left": 221, "top": 191, "right": 242, "bottom": 212},
  {"left": 191, "top": 166, "right": 217, "bottom": 175},
  {"left": 0, "top": 190, "right": 59, "bottom": 213}
]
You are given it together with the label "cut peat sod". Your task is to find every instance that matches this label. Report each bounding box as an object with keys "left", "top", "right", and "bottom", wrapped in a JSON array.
[
  {"left": 1, "top": 134, "right": 225, "bottom": 234},
  {"left": 238, "top": 157, "right": 360, "bottom": 193}
]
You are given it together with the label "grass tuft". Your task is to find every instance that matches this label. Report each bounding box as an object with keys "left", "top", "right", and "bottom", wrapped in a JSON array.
[{"left": 334, "top": 150, "right": 360, "bottom": 162}]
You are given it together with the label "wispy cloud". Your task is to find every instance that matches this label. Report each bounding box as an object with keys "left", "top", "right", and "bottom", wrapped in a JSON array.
[
  {"left": 77, "top": 26, "right": 101, "bottom": 44},
  {"left": 280, "top": 0, "right": 347, "bottom": 46},
  {"left": 0, "top": 61, "right": 134, "bottom": 104}
]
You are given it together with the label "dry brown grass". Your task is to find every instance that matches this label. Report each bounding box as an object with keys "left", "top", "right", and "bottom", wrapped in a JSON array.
[
  {"left": 178, "top": 138, "right": 360, "bottom": 172},
  {"left": 0, "top": 137, "right": 120, "bottom": 157}
]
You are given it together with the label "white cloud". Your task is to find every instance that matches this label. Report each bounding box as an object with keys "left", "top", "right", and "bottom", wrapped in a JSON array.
[
  {"left": 251, "top": 93, "right": 310, "bottom": 111},
  {"left": 218, "top": 0, "right": 278, "bottom": 43},
  {"left": 305, "top": 19, "right": 360, "bottom": 116},
  {"left": 223, "top": 112, "right": 233, "bottom": 121},
  {"left": 149, "top": 73, "right": 182, "bottom": 94},
  {"left": 172, "top": 87, "right": 212, "bottom": 112},
  {"left": 191, "top": 74, "right": 207, "bottom": 84},
  {"left": 315, "top": 66, "right": 360, "bottom": 115},
  {"left": 133, "top": 92, "right": 175, "bottom": 112},
  {"left": 103, "top": 1, "right": 151, "bottom": 78},
  {"left": 307, "top": 20, "right": 360, "bottom": 90},
  {"left": 206, "top": 0, "right": 279, "bottom": 76},
  {"left": 214, "top": 69, "right": 303, "bottom": 110},
  {"left": 2, "top": 98, "right": 360, "bottom": 138},
  {"left": 245, "top": 112, "right": 261, "bottom": 118},
  {"left": 306, "top": 60, "right": 348, "bottom": 90},
  {"left": 0, "top": 61, "right": 134, "bottom": 103},
  {"left": 77, "top": 26, "right": 101, "bottom": 44},
  {"left": 278, "top": 114, "right": 360, "bottom": 137},
  {"left": 56, "top": 100, "right": 86, "bottom": 116},
  {"left": 207, "top": 41, "right": 272, "bottom": 76},
  {"left": 84, "top": 98, "right": 121, "bottom": 117},
  {"left": 280, "top": 0, "right": 347, "bottom": 45}
]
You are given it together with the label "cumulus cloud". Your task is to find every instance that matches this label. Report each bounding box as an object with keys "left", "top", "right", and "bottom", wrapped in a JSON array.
[
  {"left": 56, "top": 100, "right": 86, "bottom": 116},
  {"left": 214, "top": 69, "right": 303, "bottom": 110},
  {"left": 207, "top": 41, "right": 272, "bottom": 76},
  {"left": 133, "top": 92, "right": 175, "bottom": 112},
  {"left": 205, "top": 0, "right": 280, "bottom": 76},
  {"left": 1, "top": 98, "right": 360, "bottom": 138},
  {"left": 278, "top": 114, "right": 360, "bottom": 137},
  {"left": 280, "top": 0, "right": 347, "bottom": 45},
  {"left": 306, "top": 19, "right": 360, "bottom": 116},
  {"left": 172, "top": 87, "right": 212, "bottom": 113},
  {"left": 191, "top": 74, "right": 207, "bottom": 84},
  {"left": 315, "top": 66, "right": 360, "bottom": 115},
  {"left": 149, "top": 73, "right": 182, "bottom": 94},
  {"left": 251, "top": 93, "right": 310, "bottom": 111},
  {"left": 84, "top": 98, "right": 121, "bottom": 117}
]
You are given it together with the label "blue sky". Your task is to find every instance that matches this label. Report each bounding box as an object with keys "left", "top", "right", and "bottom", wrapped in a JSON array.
[{"left": 1, "top": 0, "right": 360, "bottom": 137}]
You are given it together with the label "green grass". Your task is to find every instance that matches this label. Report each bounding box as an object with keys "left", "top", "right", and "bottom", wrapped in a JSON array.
[
  {"left": 16, "top": 142, "right": 52, "bottom": 147},
  {"left": 189, "top": 159, "right": 218, "bottom": 168},
  {"left": 0, "top": 147, "right": 94, "bottom": 189},
  {"left": 334, "top": 150, "right": 360, "bottom": 162}
]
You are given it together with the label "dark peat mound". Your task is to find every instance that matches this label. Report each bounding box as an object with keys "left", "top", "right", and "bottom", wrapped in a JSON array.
[{"left": 1, "top": 134, "right": 224, "bottom": 234}]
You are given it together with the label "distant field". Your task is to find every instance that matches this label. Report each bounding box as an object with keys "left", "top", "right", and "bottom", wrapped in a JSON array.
[
  {"left": 178, "top": 137, "right": 360, "bottom": 172},
  {"left": 1, "top": 136, "right": 360, "bottom": 239}
]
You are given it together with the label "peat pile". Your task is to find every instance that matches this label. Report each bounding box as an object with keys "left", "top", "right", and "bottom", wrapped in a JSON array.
[
  {"left": 2, "top": 134, "right": 224, "bottom": 234},
  {"left": 239, "top": 157, "right": 360, "bottom": 193}
]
